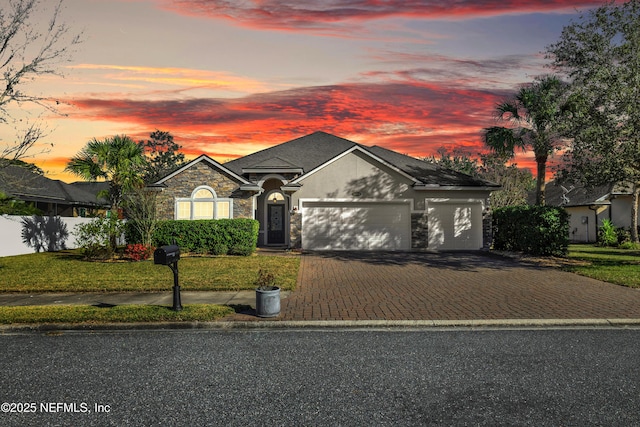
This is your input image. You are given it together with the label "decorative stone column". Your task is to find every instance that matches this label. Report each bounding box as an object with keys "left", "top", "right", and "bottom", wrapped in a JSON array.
[
  {"left": 482, "top": 198, "right": 493, "bottom": 250},
  {"left": 411, "top": 212, "right": 429, "bottom": 249},
  {"left": 289, "top": 210, "right": 302, "bottom": 249}
]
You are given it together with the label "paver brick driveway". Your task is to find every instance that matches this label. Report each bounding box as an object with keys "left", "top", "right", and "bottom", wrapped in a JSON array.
[{"left": 277, "top": 251, "right": 640, "bottom": 321}]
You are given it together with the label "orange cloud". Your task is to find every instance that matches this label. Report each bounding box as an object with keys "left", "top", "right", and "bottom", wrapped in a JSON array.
[
  {"left": 68, "top": 64, "right": 274, "bottom": 94},
  {"left": 63, "top": 79, "right": 505, "bottom": 164}
]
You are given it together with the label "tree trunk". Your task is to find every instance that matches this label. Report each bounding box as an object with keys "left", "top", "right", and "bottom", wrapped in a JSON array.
[
  {"left": 535, "top": 156, "right": 547, "bottom": 206},
  {"left": 632, "top": 184, "right": 639, "bottom": 243}
]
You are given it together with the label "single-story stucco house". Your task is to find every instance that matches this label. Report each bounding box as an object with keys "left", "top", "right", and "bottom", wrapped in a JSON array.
[
  {"left": 544, "top": 180, "right": 639, "bottom": 243},
  {"left": 151, "top": 131, "right": 500, "bottom": 251}
]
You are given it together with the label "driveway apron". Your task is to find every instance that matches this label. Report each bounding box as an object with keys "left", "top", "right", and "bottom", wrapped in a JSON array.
[{"left": 276, "top": 252, "right": 640, "bottom": 321}]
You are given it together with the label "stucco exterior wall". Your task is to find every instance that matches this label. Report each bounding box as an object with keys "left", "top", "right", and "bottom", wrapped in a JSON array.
[
  {"left": 0, "top": 215, "right": 95, "bottom": 257},
  {"left": 289, "top": 151, "right": 493, "bottom": 250},
  {"left": 566, "top": 197, "right": 640, "bottom": 243},
  {"left": 566, "top": 206, "right": 606, "bottom": 243},
  {"left": 291, "top": 151, "right": 415, "bottom": 205},
  {"left": 611, "top": 196, "right": 633, "bottom": 229}
]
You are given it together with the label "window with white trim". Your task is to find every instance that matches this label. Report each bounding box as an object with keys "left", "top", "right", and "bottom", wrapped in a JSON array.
[{"left": 175, "top": 186, "right": 233, "bottom": 220}]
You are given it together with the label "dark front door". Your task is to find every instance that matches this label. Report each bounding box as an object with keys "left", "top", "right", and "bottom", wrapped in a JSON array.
[{"left": 267, "top": 204, "right": 285, "bottom": 244}]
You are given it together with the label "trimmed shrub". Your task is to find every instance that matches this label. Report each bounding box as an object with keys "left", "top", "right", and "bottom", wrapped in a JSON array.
[
  {"left": 492, "top": 205, "right": 569, "bottom": 256},
  {"left": 127, "top": 219, "right": 259, "bottom": 256},
  {"left": 211, "top": 243, "right": 229, "bottom": 256}
]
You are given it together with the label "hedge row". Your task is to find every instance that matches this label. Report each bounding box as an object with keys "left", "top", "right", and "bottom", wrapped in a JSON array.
[
  {"left": 492, "top": 205, "right": 569, "bottom": 256},
  {"left": 125, "top": 219, "right": 259, "bottom": 256}
]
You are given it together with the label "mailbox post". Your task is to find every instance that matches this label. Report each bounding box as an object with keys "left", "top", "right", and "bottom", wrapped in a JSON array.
[{"left": 153, "top": 244, "right": 182, "bottom": 311}]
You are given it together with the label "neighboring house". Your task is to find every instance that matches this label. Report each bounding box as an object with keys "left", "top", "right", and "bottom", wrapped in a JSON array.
[
  {"left": 544, "top": 180, "right": 637, "bottom": 243},
  {"left": 151, "top": 131, "right": 500, "bottom": 251},
  {"left": 0, "top": 165, "right": 109, "bottom": 217}
]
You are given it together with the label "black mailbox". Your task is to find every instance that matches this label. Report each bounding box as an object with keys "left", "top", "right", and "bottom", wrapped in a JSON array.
[
  {"left": 153, "top": 244, "right": 182, "bottom": 311},
  {"left": 154, "top": 244, "right": 180, "bottom": 265}
]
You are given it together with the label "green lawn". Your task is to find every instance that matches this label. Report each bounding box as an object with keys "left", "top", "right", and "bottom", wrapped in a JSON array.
[
  {"left": 565, "top": 244, "right": 640, "bottom": 288},
  {"left": 0, "top": 250, "right": 300, "bottom": 293},
  {"left": 0, "top": 304, "right": 235, "bottom": 325}
]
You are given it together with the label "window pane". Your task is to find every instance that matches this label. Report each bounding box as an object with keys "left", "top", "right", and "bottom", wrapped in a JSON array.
[
  {"left": 194, "top": 188, "right": 214, "bottom": 199},
  {"left": 176, "top": 201, "right": 191, "bottom": 220},
  {"left": 194, "top": 201, "right": 214, "bottom": 219},
  {"left": 269, "top": 192, "right": 284, "bottom": 202},
  {"left": 216, "top": 201, "right": 230, "bottom": 219}
]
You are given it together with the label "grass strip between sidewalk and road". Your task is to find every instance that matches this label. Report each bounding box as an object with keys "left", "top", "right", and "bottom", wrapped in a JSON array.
[{"left": 0, "top": 304, "right": 235, "bottom": 325}]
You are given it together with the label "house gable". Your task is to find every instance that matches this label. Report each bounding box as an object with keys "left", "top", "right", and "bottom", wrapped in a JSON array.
[
  {"left": 154, "top": 156, "right": 253, "bottom": 220},
  {"left": 290, "top": 145, "right": 420, "bottom": 189},
  {"left": 153, "top": 155, "right": 251, "bottom": 187},
  {"left": 292, "top": 148, "right": 414, "bottom": 201}
]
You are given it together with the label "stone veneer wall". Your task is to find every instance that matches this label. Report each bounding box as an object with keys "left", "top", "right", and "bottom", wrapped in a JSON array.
[
  {"left": 411, "top": 212, "right": 429, "bottom": 249},
  {"left": 482, "top": 199, "right": 492, "bottom": 250},
  {"left": 289, "top": 211, "right": 302, "bottom": 248},
  {"left": 155, "top": 161, "right": 253, "bottom": 220}
]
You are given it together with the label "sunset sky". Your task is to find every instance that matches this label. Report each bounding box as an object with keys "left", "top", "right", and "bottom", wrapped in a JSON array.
[{"left": 4, "top": 0, "right": 606, "bottom": 182}]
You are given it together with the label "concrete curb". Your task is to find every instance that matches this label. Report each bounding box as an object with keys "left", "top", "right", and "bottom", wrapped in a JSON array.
[
  {"left": 3, "top": 318, "right": 640, "bottom": 333},
  {"left": 199, "top": 318, "right": 640, "bottom": 329}
]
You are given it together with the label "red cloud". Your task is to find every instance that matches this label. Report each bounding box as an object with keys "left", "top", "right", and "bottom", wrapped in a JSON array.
[
  {"left": 65, "top": 80, "right": 507, "bottom": 163},
  {"left": 161, "top": 0, "right": 601, "bottom": 32}
]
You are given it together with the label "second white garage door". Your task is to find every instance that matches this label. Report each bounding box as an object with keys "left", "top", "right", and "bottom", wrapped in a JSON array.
[
  {"left": 301, "top": 201, "right": 411, "bottom": 250},
  {"left": 427, "top": 200, "right": 483, "bottom": 250}
]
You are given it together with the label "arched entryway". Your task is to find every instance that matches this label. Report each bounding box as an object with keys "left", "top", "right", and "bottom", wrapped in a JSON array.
[
  {"left": 258, "top": 177, "right": 288, "bottom": 246},
  {"left": 265, "top": 190, "right": 286, "bottom": 245}
]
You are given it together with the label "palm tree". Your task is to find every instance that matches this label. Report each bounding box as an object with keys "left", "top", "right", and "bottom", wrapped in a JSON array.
[
  {"left": 65, "top": 135, "right": 146, "bottom": 214},
  {"left": 483, "top": 76, "right": 569, "bottom": 206},
  {"left": 65, "top": 135, "right": 146, "bottom": 253}
]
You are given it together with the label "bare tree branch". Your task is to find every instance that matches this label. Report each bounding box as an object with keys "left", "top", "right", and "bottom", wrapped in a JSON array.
[{"left": 0, "top": 0, "right": 82, "bottom": 166}]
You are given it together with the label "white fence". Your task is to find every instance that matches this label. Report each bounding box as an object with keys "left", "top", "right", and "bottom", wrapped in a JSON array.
[{"left": 0, "top": 215, "right": 95, "bottom": 257}]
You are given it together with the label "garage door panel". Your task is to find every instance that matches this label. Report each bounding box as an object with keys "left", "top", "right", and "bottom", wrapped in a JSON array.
[
  {"left": 427, "top": 202, "right": 482, "bottom": 250},
  {"left": 302, "top": 201, "right": 410, "bottom": 251}
]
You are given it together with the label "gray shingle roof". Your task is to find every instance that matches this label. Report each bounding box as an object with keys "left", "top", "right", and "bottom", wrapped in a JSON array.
[
  {"left": 366, "top": 145, "right": 499, "bottom": 187},
  {"left": 0, "top": 165, "right": 109, "bottom": 207},
  {"left": 66, "top": 181, "right": 110, "bottom": 206},
  {"left": 225, "top": 131, "right": 357, "bottom": 176},
  {"left": 543, "top": 180, "right": 617, "bottom": 207},
  {"left": 225, "top": 131, "right": 498, "bottom": 188}
]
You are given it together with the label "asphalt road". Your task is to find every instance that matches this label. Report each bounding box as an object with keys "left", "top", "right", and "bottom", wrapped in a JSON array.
[{"left": 1, "top": 327, "right": 640, "bottom": 426}]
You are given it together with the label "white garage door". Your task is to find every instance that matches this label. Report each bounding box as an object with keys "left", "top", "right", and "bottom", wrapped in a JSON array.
[
  {"left": 302, "top": 201, "right": 411, "bottom": 250},
  {"left": 427, "top": 201, "right": 483, "bottom": 250}
]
